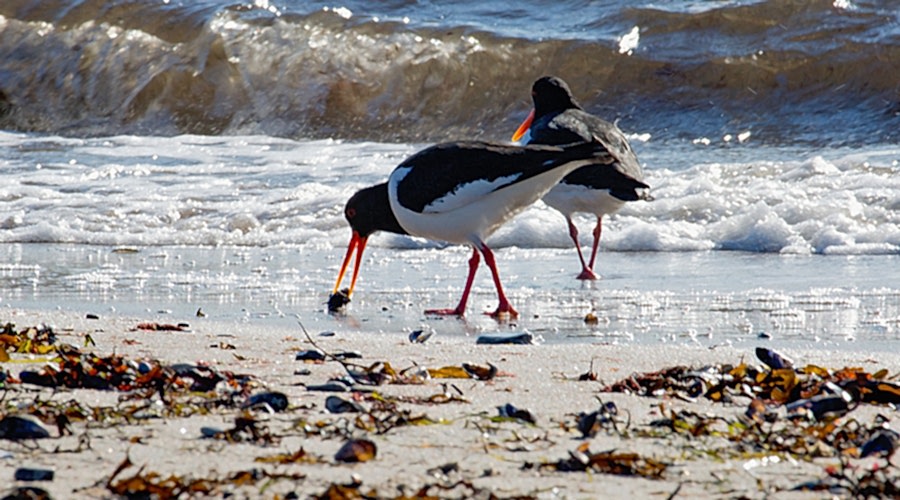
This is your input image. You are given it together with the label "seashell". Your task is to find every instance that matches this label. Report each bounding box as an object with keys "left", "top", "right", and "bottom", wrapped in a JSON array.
[
  {"left": 755, "top": 347, "right": 794, "bottom": 370},
  {"left": 786, "top": 394, "right": 851, "bottom": 420},
  {"left": 295, "top": 349, "right": 326, "bottom": 361},
  {"left": 602, "top": 401, "right": 618, "bottom": 416},
  {"left": 497, "top": 403, "right": 536, "bottom": 424},
  {"left": 200, "top": 426, "right": 225, "bottom": 438},
  {"left": 462, "top": 363, "right": 497, "bottom": 381},
  {"left": 860, "top": 430, "right": 898, "bottom": 458},
  {"left": 325, "top": 395, "right": 366, "bottom": 414},
  {"left": 0, "top": 415, "right": 52, "bottom": 440},
  {"left": 476, "top": 332, "right": 535, "bottom": 345},
  {"left": 335, "top": 438, "right": 377, "bottom": 463},
  {"left": 576, "top": 411, "right": 603, "bottom": 438},
  {"left": 327, "top": 289, "right": 351, "bottom": 312},
  {"left": 305, "top": 379, "right": 352, "bottom": 392},
  {"left": 242, "top": 391, "right": 289, "bottom": 412},
  {"left": 408, "top": 329, "right": 435, "bottom": 344}
]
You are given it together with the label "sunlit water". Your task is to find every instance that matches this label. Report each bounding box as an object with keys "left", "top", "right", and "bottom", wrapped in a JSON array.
[
  {"left": 1, "top": 133, "right": 898, "bottom": 349},
  {"left": 2, "top": 0, "right": 899, "bottom": 354}
]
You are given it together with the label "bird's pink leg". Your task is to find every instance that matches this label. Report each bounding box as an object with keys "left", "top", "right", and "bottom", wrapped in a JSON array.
[
  {"left": 479, "top": 244, "right": 518, "bottom": 318},
  {"left": 425, "top": 247, "right": 479, "bottom": 316},
  {"left": 569, "top": 217, "right": 598, "bottom": 280},
  {"left": 586, "top": 216, "right": 603, "bottom": 271}
]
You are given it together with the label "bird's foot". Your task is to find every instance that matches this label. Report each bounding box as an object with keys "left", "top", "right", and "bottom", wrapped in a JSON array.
[
  {"left": 576, "top": 268, "right": 600, "bottom": 280},
  {"left": 425, "top": 307, "right": 465, "bottom": 317},
  {"left": 486, "top": 304, "right": 519, "bottom": 319}
]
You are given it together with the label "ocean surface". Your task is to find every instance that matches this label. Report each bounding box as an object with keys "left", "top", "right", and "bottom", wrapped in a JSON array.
[{"left": 1, "top": 0, "right": 899, "bottom": 347}]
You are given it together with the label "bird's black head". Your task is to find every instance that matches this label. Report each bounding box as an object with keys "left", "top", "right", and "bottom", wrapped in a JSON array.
[
  {"left": 532, "top": 76, "right": 583, "bottom": 117},
  {"left": 331, "top": 183, "right": 407, "bottom": 302},
  {"left": 344, "top": 183, "right": 406, "bottom": 238}
]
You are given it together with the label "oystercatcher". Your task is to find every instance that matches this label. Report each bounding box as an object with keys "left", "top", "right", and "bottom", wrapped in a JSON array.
[
  {"left": 512, "top": 76, "right": 650, "bottom": 280},
  {"left": 332, "top": 140, "right": 613, "bottom": 318}
]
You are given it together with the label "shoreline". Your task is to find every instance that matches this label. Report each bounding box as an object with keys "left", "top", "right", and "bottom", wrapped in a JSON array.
[
  {"left": 2, "top": 307, "right": 898, "bottom": 498},
  {"left": 3, "top": 243, "right": 900, "bottom": 351}
]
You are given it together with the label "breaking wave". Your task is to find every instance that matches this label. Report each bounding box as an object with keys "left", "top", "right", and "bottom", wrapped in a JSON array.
[{"left": 1, "top": 0, "right": 898, "bottom": 146}]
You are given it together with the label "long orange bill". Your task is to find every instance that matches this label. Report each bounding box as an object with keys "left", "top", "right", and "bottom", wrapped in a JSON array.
[
  {"left": 332, "top": 231, "right": 368, "bottom": 297},
  {"left": 511, "top": 108, "right": 535, "bottom": 142}
]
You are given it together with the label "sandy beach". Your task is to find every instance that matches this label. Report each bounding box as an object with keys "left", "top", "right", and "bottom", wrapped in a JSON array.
[
  {"left": 3, "top": 0, "right": 900, "bottom": 497},
  {"left": 2, "top": 306, "right": 897, "bottom": 499}
]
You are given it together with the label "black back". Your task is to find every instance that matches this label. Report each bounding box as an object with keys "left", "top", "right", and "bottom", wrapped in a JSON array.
[
  {"left": 527, "top": 76, "right": 649, "bottom": 200},
  {"left": 393, "top": 141, "right": 612, "bottom": 214}
]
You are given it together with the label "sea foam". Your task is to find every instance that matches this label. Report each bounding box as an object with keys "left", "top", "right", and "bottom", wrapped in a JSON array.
[{"left": 0, "top": 132, "right": 897, "bottom": 255}]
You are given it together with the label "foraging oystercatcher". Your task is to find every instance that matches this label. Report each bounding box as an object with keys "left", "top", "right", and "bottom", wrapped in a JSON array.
[
  {"left": 512, "top": 76, "right": 650, "bottom": 280},
  {"left": 332, "top": 140, "right": 613, "bottom": 317}
]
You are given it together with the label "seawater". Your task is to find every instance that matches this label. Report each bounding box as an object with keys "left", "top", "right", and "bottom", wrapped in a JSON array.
[
  {"left": 2, "top": 0, "right": 898, "bottom": 144},
  {"left": 0, "top": 133, "right": 898, "bottom": 347},
  {"left": 1, "top": 0, "right": 899, "bottom": 347}
]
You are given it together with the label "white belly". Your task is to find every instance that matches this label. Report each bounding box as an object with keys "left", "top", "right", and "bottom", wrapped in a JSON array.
[
  {"left": 390, "top": 166, "right": 586, "bottom": 245},
  {"left": 542, "top": 182, "right": 626, "bottom": 218}
]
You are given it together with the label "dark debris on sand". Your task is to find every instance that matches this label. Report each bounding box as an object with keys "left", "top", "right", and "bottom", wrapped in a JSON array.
[{"left": 2, "top": 319, "right": 898, "bottom": 498}]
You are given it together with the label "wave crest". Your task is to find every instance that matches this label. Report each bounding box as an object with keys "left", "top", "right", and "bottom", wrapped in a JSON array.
[{"left": 1, "top": 0, "right": 897, "bottom": 145}]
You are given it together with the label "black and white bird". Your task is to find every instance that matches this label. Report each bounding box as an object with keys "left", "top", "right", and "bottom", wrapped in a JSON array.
[
  {"left": 332, "top": 140, "right": 613, "bottom": 317},
  {"left": 512, "top": 76, "right": 651, "bottom": 280}
]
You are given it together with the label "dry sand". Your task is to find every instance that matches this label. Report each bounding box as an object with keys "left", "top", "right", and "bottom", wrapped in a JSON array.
[{"left": 1, "top": 307, "right": 898, "bottom": 499}]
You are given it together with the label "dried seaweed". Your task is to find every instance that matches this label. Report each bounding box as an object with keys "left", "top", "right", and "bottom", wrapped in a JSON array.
[
  {"left": 104, "top": 455, "right": 305, "bottom": 499},
  {"left": 0, "top": 323, "right": 57, "bottom": 361},
  {"left": 601, "top": 348, "right": 899, "bottom": 493},
  {"left": 531, "top": 442, "right": 667, "bottom": 479},
  {"left": 601, "top": 348, "right": 900, "bottom": 413}
]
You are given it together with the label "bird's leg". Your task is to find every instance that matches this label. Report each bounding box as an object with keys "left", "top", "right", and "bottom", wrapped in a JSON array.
[
  {"left": 480, "top": 244, "right": 518, "bottom": 318},
  {"left": 569, "top": 217, "right": 598, "bottom": 280},
  {"left": 586, "top": 216, "right": 603, "bottom": 271},
  {"left": 425, "top": 247, "right": 479, "bottom": 316}
]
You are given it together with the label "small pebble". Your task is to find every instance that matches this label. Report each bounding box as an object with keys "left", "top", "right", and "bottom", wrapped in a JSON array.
[
  {"left": 14, "top": 467, "right": 55, "bottom": 481},
  {"left": 295, "top": 349, "right": 326, "bottom": 361}
]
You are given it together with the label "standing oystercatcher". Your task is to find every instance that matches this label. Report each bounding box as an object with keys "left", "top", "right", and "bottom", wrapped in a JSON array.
[
  {"left": 332, "top": 140, "right": 613, "bottom": 318},
  {"left": 512, "top": 76, "right": 650, "bottom": 280}
]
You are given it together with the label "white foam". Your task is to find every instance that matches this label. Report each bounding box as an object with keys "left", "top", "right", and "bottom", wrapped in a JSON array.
[{"left": 0, "top": 132, "right": 898, "bottom": 255}]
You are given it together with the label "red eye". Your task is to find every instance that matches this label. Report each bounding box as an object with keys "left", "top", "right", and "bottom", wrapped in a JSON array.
[{"left": 346, "top": 208, "right": 356, "bottom": 218}]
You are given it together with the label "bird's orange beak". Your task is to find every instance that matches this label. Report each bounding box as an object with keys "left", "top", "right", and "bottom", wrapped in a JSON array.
[
  {"left": 511, "top": 108, "right": 535, "bottom": 142},
  {"left": 333, "top": 230, "right": 368, "bottom": 297}
]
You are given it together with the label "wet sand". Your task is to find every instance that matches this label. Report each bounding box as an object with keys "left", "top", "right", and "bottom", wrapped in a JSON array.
[
  {"left": 2, "top": 306, "right": 898, "bottom": 499},
  {"left": 3, "top": 243, "right": 900, "bottom": 348}
]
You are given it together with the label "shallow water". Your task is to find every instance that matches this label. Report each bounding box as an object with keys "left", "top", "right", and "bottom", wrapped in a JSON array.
[
  {"left": 2, "top": 243, "right": 898, "bottom": 350},
  {"left": 1, "top": 131, "right": 899, "bottom": 348}
]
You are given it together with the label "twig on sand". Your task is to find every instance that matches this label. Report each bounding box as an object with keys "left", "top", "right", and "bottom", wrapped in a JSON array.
[{"left": 666, "top": 482, "right": 683, "bottom": 500}]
